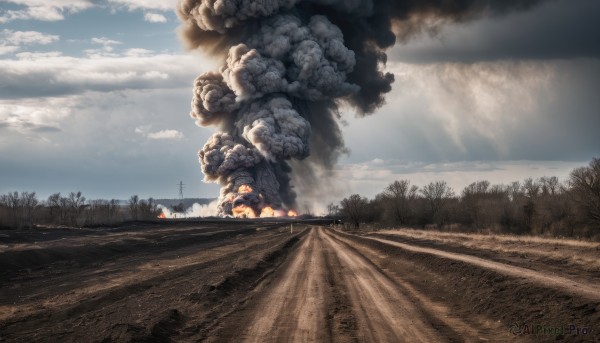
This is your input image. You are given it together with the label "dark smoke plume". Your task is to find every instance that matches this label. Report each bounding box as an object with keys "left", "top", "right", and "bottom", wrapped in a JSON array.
[{"left": 177, "top": 0, "right": 545, "bottom": 217}]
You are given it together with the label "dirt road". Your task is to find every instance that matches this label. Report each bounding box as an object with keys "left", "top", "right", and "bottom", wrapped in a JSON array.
[
  {"left": 209, "top": 227, "right": 599, "bottom": 343},
  {"left": 211, "top": 227, "right": 446, "bottom": 342},
  {"left": 1, "top": 223, "right": 598, "bottom": 342}
]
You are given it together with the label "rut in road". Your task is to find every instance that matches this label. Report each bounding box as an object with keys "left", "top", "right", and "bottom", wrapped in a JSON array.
[
  {"left": 362, "top": 235, "right": 600, "bottom": 301},
  {"left": 211, "top": 227, "right": 445, "bottom": 343},
  {"left": 212, "top": 226, "right": 330, "bottom": 342}
]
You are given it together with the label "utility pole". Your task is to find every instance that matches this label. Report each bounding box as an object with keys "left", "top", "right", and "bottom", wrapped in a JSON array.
[{"left": 178, "top": 181, "right": 185, "bottom": 200}]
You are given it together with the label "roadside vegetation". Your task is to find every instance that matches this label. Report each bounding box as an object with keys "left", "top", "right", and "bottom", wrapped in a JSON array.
[{"left": 335, "top": 157, "right": 600, "bottom": 239}]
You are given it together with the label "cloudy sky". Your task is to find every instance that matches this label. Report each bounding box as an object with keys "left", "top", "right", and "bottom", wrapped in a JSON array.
[{"left": 1, "top": 0, "right": 598, "bottom": 208}]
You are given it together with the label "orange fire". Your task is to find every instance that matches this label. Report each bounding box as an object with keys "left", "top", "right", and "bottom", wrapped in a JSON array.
[
  {"left": 287, "top": 210, "right": 298, "bottom": 217},
  {"left": 232, "top": 204, "right": 257, "bottom": 218},
  {"left": 238, "top": 185, "right": 253, "bottom": 194},
  {"left": 260, "top": 206, "right": 275, "bottom": 218},
  {"left": 158, "top": 212, "right": 166, "bottom": 219}
]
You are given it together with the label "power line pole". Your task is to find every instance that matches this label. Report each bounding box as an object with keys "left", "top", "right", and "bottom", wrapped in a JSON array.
[{"left": 178, "top": 181, "right": 185, "bottom": 200}]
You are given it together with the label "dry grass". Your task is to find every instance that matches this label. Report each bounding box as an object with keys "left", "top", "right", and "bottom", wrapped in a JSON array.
[{"left": 374, "top": 228, "right": 600, "bottom": 273}]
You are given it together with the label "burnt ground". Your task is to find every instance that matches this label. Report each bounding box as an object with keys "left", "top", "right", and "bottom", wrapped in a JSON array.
[{"left": 1, "top": 222, "right": 598, "bottom": 342}]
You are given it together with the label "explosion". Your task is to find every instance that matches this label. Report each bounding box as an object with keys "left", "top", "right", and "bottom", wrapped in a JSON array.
[{"left": 177, "top": 0, "right": 545, "bottom": 217}]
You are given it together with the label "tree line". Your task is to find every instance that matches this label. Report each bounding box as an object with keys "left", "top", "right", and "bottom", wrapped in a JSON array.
[
  {"left": 334, "top": 157, "right": 600, "bottom": 238},
  {"left": 0, "top": 192, "right": 160, "bottom": 229}
]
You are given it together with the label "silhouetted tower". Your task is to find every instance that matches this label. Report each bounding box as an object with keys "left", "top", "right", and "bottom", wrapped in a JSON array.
[{"left": 178, "top": 181, "right": 185, "bottom": 200}]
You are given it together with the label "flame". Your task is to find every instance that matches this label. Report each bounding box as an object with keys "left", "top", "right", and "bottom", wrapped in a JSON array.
[
  {"left": 260, "top": 206, "right": 275, "bottom": 218},
  {"left": 228, "top": 184, "right": 300, "bottom": 219},
  {"left": 158, "top": 212, "right": 166, "bottom": 219},
  {"left": 232, "top": 204, "right": 257, "bottom": 218},
  {"left": 238, "top": 185, "right": 253, "bottom": 194}
]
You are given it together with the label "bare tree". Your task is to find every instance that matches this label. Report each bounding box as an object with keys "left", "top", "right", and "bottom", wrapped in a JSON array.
[
  {"left": 509, "top": 181, "right": 523, "bottom": 201},
  {"left": 327, "top": 202, "right": 340, "bottom": 217},
  {"left": 540, "top": 176, "right": 560, "bottom": 195},
  {"left": 20, "top": 192, "right": 38, "bottom": 229},
  {"left": 461, "top": 181, "right": 490, "bottom": 228},
  {"left": 421, "top": 181, "right": 454, "bottom": 223},
  {"left": 2, "top": 192, "right": 21, "bottom": 228},
  {"left": 67, "top": 191, "right": 86, "bottom": 226},
  {"left": 129, "top": 195, "right": 139, "bottom": 220},
  {"left": 327, "top": 202, "right": 340, "bottom": 225},
  {"left": 522, "top": 178, "right": 541, "bottom": 198},
  {"left": 340, "top": 194, "right": 369, "bottom": 229},
  {"left": 58, "top": 196, "right": 69, "bottom": 224},
  {"left": 87, "top": 199, "right": 110, "bottom": 225},
  {"left": 139, "top": 198, "right": 159, "bottom": 220},
  {"left": 109, "top": 199, "right": 120, "bottom": 222},
  {"left": 382, "top": 180, "right": 418, "bottom": 225},
  {"left": 47, "top": 193, "right": 61, "bottom": 223},
  {"left": 0, "top": 196, "right": 8, "bottom": 228},
  {"left": 0, "top": 191, "right": 38, "bottom": 228},
  {"left": 569, "top": 158, "right": 600, "bottom": 228}
]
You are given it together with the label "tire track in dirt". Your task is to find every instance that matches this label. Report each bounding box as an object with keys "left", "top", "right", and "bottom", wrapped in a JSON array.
[
  {"left": 210, "top": 227, "right": 331, "bottom": 343},
  {"left": 362, "top": 234, "right": 600, "bottom": 301},
  {"left": 320, "top": 228, "right": 444, "bottom": 342},
  {"left": 371, "top": 231, "right": 600, "bottom": 284},
  {"left": 327, "top": 230, "right": 501, "bottom": 342}
]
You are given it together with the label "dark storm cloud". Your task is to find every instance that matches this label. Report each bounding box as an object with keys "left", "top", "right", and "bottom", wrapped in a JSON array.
[
  {"left": 343, "top": 59, "right": 600, "bottom": 165},
  {"left": 391, "top": 0, "right": 600, "bottom": 63},
  {"left": 506, "top": 60, "right": 600, "bottom": 161}
]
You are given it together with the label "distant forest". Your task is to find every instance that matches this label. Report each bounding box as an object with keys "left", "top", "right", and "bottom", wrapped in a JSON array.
[
  {"left": 0, "top": 193, "right": 212, "bottom": 229},
  {"left": 333, "top": 157, "right": 600, "bottom": 239}
]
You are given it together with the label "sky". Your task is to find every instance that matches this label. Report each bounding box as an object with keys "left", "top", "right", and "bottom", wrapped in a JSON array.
[{"left": 0, "top": 0, "right": 599, "bottom": 210}]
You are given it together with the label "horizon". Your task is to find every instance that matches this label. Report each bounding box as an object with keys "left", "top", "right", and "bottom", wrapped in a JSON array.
[{"left": 1, "top": 0, "right": 599, "bottom": 212}]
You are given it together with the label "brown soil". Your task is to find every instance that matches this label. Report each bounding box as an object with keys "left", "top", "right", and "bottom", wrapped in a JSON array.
[{"left": 1, "top": 224, "right": 598, "bottom": 342}]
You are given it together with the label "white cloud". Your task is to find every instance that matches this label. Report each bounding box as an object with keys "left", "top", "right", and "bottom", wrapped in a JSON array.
[
  {"left": 0, "top": 45, "right": 19, "bottom": 55},
  {"left": 124, "top": 48, "right": 154, "bottom": 57},
  {"left": 135, "top": 126, "right": 185, "bottom": 140},
  {"left": 0, "top": 51, "right": 209, "bottom": 99},
  {"left": 107, "top": 0, "right": 175, "bottom": 11},
  {"left": 15, "top": 51, "right": 63, "bottom": 59},
  {"left": 84, "top": 48, "right": 119, "bottom": 58},
  {"left": 0, "top": 96, "right": 75, "bottom": 136},
  {"left": 2, "top": 29, "right": 59, "bottom": 45},
  {"left": 87, "top": 37, "right": 123, "bottom": 56},
  {"left": 147, "top": 129, "right": 184, "bottom": 140},
  {"left": 0, "top": 0, "right": 94, "bottom": 23},
  {"left": 144, "top": 12, "right": 167, "bottom": 23},
  {"left": 91, "top": 37, "right": 122, "bottom": 46}
]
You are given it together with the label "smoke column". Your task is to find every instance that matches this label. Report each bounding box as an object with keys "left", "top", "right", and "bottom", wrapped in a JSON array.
[{"left": 177, "top": 0, "right": 544, "bottom": 217}]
